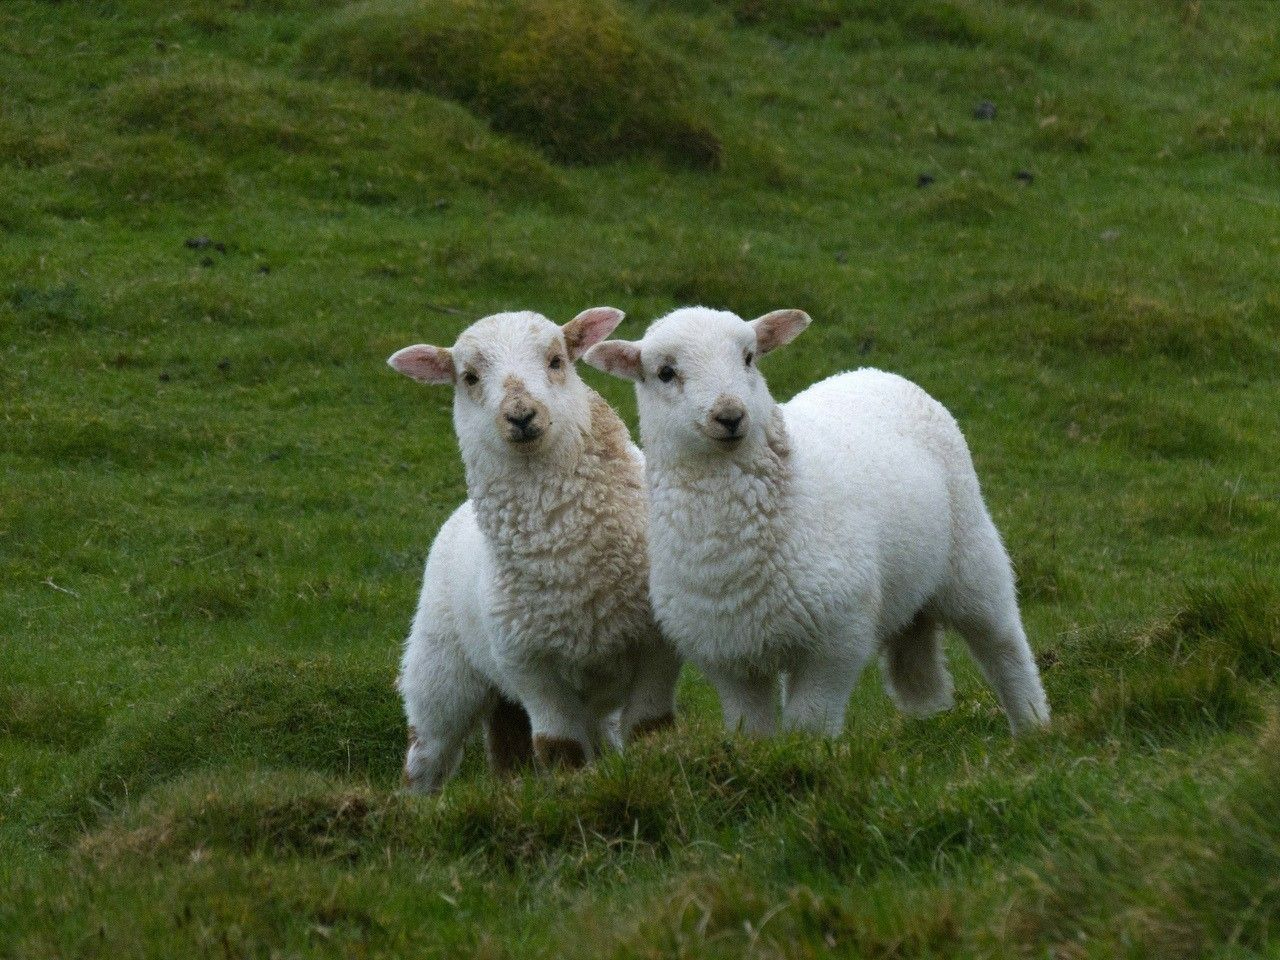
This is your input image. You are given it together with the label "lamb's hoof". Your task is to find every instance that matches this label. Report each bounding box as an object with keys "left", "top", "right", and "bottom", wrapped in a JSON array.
[
  {"left": 628, "top": 713, "right": 675, "bottom": 740},
  {"left": 533, "top": 734, "right": 587, "bottom": 770}
]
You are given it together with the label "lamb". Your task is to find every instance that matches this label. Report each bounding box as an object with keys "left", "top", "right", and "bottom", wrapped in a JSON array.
[
  {"left": 387, "top": 307, "right": 681, "bottom": 792},
  {"left": 585, "top": 306, "right": 1050, "bottom": 737}
]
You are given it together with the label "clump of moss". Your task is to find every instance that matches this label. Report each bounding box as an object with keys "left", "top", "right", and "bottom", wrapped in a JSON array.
[{"left": 299, "top": 0, "right": 721, "bottom": 168}]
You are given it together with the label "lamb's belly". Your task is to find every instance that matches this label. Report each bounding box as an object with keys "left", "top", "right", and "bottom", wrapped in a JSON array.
[{"left": 654, "top": 580, "right": 818, "bottom": 671}]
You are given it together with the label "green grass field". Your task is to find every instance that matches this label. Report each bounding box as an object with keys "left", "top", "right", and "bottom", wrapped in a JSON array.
[{"left": 3, "top": 0, "right": 1279, "bottom": 955}]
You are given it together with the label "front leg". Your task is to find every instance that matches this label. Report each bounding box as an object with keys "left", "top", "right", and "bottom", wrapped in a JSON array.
[
  {"left": 703, "top": 663, "right": 778, "bottom": 737},
  {"left": 621, "top": 641, "right": 682, "bottom": 740},
  {"left": 504, "top": 664, "right": 595, "bottom": 770},
  {"left": 781, "top": 650, "right": 869, "bottom": 736}
]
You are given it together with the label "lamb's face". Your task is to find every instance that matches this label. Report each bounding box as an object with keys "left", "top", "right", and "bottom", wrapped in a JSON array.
[
  {"left": 585, "top": 307, "right": 810, "bottom": 462},
  {"left": 387, "top": 308, "right": 623, "bottom": 460}
]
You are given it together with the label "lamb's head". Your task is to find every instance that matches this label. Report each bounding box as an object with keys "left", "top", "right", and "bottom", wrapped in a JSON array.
[
  {"left": 585, "top": 306, "right": 810, "bottom": 461},
  {"left": 388, "top": 307, "right": 623, "bottom": 460}
]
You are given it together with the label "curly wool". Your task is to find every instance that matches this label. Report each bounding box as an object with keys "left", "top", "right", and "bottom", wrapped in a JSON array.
[{"left": 470, "top": 395, "right": 655, "bottom": 668}]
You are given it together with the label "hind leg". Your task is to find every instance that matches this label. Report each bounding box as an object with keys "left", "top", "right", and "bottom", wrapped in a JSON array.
[
  {"left": 940, "top": 521, "right": 1050, "bottom": 734},
  {"left": 400, "top": 639, "right": 490, "bottom": 793},
  {"left": 881, "top": 610, "right": 955, "bottom": 718},
  {"left": 484, "top": 694, "right": 532, "bottom": 775}
]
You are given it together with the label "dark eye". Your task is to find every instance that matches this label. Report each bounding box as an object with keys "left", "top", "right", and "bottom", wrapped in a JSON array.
[
  {"left": 657, "top": 365, "right": 676, "bottom": 384},
  {"left": 744, "top": 351, "right": 754, "bottom": 367},
  {"left": 462, "top": 371, "right": 480, "bottom": 386},
  {"left": 549, "top": 354, "right": 563, "bottom": 370}
]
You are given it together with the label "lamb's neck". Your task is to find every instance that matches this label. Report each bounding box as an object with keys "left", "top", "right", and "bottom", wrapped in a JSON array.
[
  {"left": 468, "top": 446, "right": 590, "bottom": 568},
  {"left": 466, "top": 395, "right": 644, "bottom": 578},
  {"left": 648, "top": 407, "right": 794, "bottom": 582}
]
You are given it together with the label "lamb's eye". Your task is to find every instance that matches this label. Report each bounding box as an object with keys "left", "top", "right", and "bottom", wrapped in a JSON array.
[
  {"left": 462, "top": 371, "right": 480, "bottom": 386},
  {"left": 744, "top": 350, "right": 754, "bottom": 367},
  {"left": 548, "top": 354, "right": 563, "bottom": 370},
  {"left": 657, "top": 365, "right": 676, "bottom": 384}
]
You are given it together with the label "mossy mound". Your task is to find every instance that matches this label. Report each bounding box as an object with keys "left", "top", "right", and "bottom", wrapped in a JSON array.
[
  {"left": 299, "top": 0, "right": 721, "bottom": 168},
  {"left": 102, "top": 66, "right": 560, "bottom": 202},
  {"left": 48, "top": 656, "right": 403, "bottom": 838},
  {"left": 943, "top": 280, "right": 1277, "bottom": 370}
]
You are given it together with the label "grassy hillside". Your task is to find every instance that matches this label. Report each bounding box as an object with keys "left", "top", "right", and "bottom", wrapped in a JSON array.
[{"left": 2, "top": 0, "right": 1278, "bottom": 955}]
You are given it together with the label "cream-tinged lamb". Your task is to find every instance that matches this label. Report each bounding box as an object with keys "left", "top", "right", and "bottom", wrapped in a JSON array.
[
  {"left": 585, "top": 306, "right": 1049, "bottom": 737},
  {"left": 388, "top": 308, "right": 680, "bottom": 792}
]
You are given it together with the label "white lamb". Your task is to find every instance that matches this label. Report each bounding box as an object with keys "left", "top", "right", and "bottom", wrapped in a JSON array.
[
  {"left": 387, "top": 308, "right": 680, "bottom": 792},
  {"left": 585, "top": 306, "right": 1049, "bottom": 737}
]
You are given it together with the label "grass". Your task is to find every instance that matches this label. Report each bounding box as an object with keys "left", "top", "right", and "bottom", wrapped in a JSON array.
[{"left": 2, "top": 0, "right": 1278, "bottom": 955}]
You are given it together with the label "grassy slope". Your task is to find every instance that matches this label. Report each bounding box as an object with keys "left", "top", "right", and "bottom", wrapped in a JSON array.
[{"left": 2, "top": 0, "right": 1278, "bottom": 955}]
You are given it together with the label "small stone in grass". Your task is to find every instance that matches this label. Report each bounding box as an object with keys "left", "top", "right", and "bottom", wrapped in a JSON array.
[
  {"left": 1100, "top": 228, "right": 1121, "bottom": 242},
  {"left": 185, "top": 236, "right": 212, "bottom": 250},
  {"left": 1015, "top": 169, "right": 1034, "bottom": 184},
  {"left": 916, "top": 172, "right": 936, "bottom": 188},
  {"left": 974, "top": 100, "right": 997, "bottom": 121},
  {"left": 256, "top": 264, "right": 271, "bottom": 275}
]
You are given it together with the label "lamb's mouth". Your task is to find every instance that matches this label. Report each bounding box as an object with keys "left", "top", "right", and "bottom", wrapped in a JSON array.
[
  {"left": 507, "top": 427, "right": 545, "bottom": 445},
  {"left": 696, "top": 424, "right": 744, "bottom": 446}
]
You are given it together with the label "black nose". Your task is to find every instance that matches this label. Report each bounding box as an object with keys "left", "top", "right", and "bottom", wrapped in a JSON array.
[
  {"left": 714, "top": 412, "right": 743, "bottom": 434},
  {"left": 506, "top": 410, "right": 536, "bottom": 430}
]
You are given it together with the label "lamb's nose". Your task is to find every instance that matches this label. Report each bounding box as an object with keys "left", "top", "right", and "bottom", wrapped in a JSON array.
[
  {"left": 506, "top": 410, "right": 536, "bottom": 430},
  {"left": 714, "top": 411, "right": 744, "bottom": 433}
]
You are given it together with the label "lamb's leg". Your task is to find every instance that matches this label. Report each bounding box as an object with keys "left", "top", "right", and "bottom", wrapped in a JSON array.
[
  {"left": 881, "top": 610, "right": 955, "bottom": 717},
  {"left": 506, "top": 669, "right": 595, "bottom": 770},
  {"left": 940, "top": 520, "right": 1050, "bottom": 734},
  {"left": 622, "top": 641, "right": 682, "bottom": 740},
  {"left": 484, "top": 694, "right": 532, "bottom": 775},
  {"left": 400, "top": 643, "right": 489, "bottom": 794},
  {"left": 781, "top": 650, "right": 869, "bottom": 736},
  {"left": 703, "top": 665, "right": 778, "bottom": 736}
]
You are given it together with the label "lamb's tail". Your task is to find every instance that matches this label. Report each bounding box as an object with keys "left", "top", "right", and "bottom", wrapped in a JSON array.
[{"left": 881, "top": 611, "right": 955, "bottom": 717}]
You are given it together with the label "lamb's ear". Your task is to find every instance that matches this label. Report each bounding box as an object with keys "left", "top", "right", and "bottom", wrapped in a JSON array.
[
  {"left": 751, "top": 309, "right": 811, "bottom": 354},
  {"left": 583, "top": 340, "right": 643, "bottom": 381},
  {"left": 387, "top": 345, "right": 455, "bottom": 385},
  {"left": 563, "top": 306, "right": 625, "bottom": 361}
]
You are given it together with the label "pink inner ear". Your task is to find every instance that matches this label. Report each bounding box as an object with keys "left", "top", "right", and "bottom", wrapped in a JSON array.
[
  {"left": 753, "top": 309, "right": 811, "bottom": 354},
  {"left": 584, "top": 341, "right": 642, "bottom": 380},
  {"left": 388, "top": 345, "right": 454, "bottom": 384},
  {"left": 564, "top": 307, "right": 625, "bottom": 360}
]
